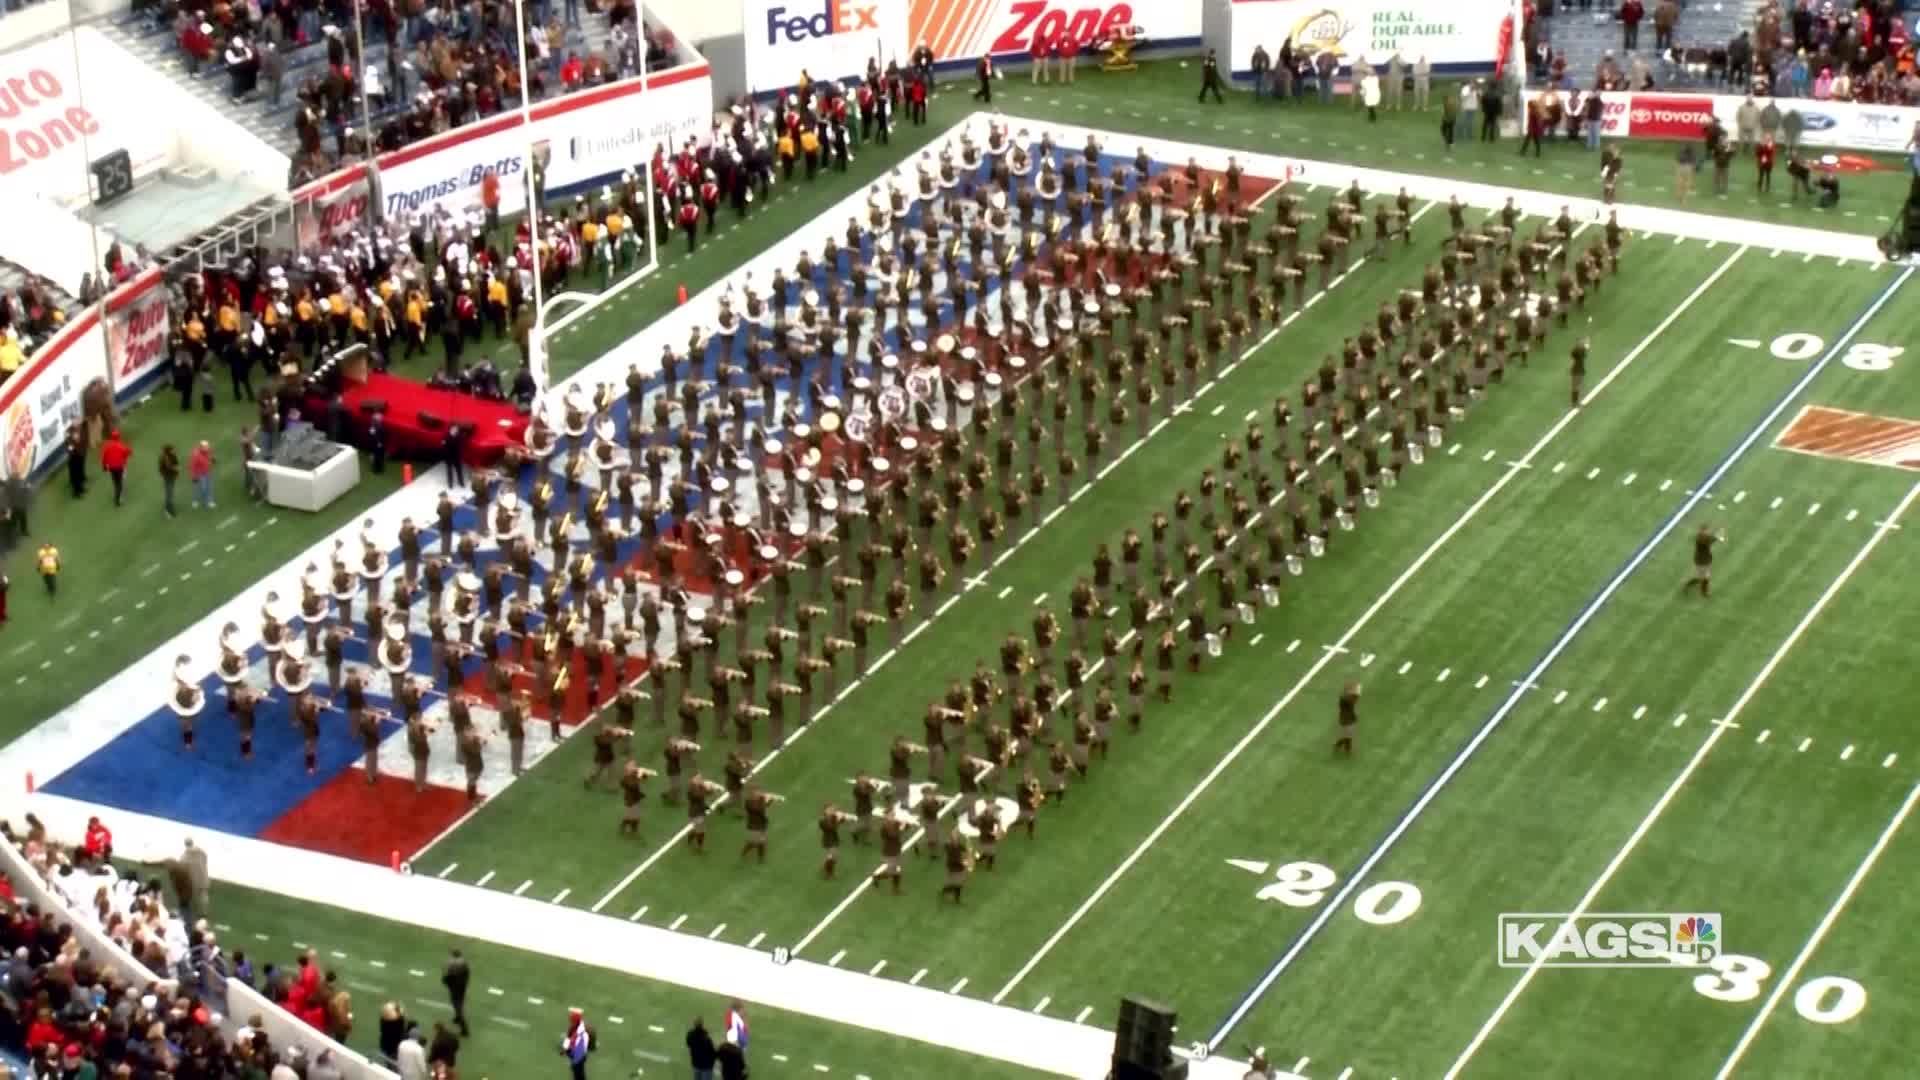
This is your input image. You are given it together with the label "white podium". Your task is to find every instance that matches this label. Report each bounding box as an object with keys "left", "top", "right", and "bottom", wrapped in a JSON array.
[{"left": 251, "top": 445, "right": 361, "bottom": 512}]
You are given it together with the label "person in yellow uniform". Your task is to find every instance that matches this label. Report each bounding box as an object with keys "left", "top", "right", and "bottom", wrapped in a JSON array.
[
  {"left": 36, "top": 542, "right": 59, "bottom": 598},
  {"left": 294, "top": 290, "right": 319, "bottom": 358},
  {"left": 182, "top": 309, "right": 207, "bottom": 366},
  {"left": 604, "top": 207, "right": 626, "bottom": 271},
  {"left": 215, "top": 298, "right": 241, "bottom": 356},
  {"left": 349, "top": 297, "right": 369, "bottom": 344},
  {"left": 404, "top": 288, "right": 427, "bottom": 359},
  {"left": 486, "top": 273, "right": 510, "bottom": 338}
]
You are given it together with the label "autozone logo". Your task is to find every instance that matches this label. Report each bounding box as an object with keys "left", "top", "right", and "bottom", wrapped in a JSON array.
[
  {"left": 990, "top": 1, "right": 1134, "bottom": 53},
  {"left": 111, "top": 297, "right": 168, "bottom": 380},
  {"left": 765, "top": 0, "right": 879, "bottom": 42},
  {"left": 2, "top": 400, "right": 33, "bottom": 480}
]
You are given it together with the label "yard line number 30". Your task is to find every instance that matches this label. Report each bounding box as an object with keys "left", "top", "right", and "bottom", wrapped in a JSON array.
[
  {"left": 1254, "top": 860, "right": 1423, "bottom": 925},
  {"left": 1691, "top": 953, "right": 1868, "bottom": 1026}
]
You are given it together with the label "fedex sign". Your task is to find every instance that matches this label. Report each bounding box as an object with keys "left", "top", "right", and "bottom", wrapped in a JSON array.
[
  {"left": 765, "top": 0, "right": 879, "bottom": 42},
  {"left": 746, "top": 0, "right": 905, "bottom": 87}
]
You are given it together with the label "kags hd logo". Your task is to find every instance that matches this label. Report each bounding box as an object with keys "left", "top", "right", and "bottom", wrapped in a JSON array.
[{"left": 766, "top": 0, "right": 878, "bottom": 43}]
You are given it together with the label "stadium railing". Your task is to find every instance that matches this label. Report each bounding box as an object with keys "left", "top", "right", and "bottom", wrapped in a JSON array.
[{"left": 0, "top": 834, "right": 398, "bottom": 1080}]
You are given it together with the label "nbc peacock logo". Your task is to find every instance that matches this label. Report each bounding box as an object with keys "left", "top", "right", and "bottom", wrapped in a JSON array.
[{"left": 1673, "top": 915, "right": 1719, "bottom": 961}]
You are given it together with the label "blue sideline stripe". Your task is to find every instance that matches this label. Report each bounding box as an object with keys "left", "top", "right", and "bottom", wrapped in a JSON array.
[{"left": 1206, "top": 263, "right": 1916, "bottom": 1050}]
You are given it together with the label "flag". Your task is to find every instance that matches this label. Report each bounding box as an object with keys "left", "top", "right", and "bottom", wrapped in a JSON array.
[{"left": 725, "top": 1006, "right": 749, "bottom": 1050}]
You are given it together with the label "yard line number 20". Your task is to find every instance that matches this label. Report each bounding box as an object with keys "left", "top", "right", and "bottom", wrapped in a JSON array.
[
  {"left": 1691, "top": 953, "right": 1868, "bottom": 1026},
  {"left": 1254, "top": 860, "right": 1423, "bottom": 926}
]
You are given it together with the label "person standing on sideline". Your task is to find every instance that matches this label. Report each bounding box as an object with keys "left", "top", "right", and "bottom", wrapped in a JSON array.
[
  {"left": 64, "top": 423, "right": 87, "bottom": 498},
  {"left": 1314, "top": 48, "right": 1336, "bottom": 104},
  {"left": 1441, "top": 85, "right": 1461, "bottom": 152},
  {"left": 1385, "top": 51, "right": 1404, "bottom": 110},
  {"left": 560, "top": 1007, "right": 592, "bottom": 1080},
  {"left": 159, "top": 444, "right": 181, "bottom": 517},
  {"left": 441, "top": 950, "right": 471, "bottom": 1035},
  {"left": 1620, "top": 0, "right": 1644, "bottom": 50},
  {"left": 1675, "top": 141, "right": 1697, "bottom": 201},
  {"left": 685, "top": 1017, "right": 717, "bottom": 1080},
  {"left": 36, "top": 542, "right": 59, "bottom": 599},
  {"left": 1480, "top": 80, "right": 1503, "bottom": 142},
  {"left": 1519, "top": 96, "right": 1544, "bottom": 156},
  {"left": 189, "top": 440, "right": 216, "bottom": 508},
  {"left": 974, "top": 53, "right": 994, "bottom": 102},
  {"left": 1458, "top": 81, "right": 1479, "bottom": 147},
  {"left": 1360, "top": 65, "right": 1381, "bottom": 121},
  {"left": 182, "top": 838, "right": 210, "bottom": 917},
  {"left": 1755, "top": 135, "right": 1776, "bottom": 192},
  {"left": 1584, "top": 89, "right": 1604, "bottom": 151},
  {"left": 100, "top": 429, "right": 132, "bottom": 507},
  {"left": 1199, "top": 48, "right": 1226, "bottom": 103},
  {"left": 716, "top": 1029, "right": 748, "bottom": 1080},
  {"left": 1250, "top": 44, "right": 1270, "bottom": 100},
  {"left": 1413, "top": 53, "right": 1431, "bottom": 109},
  {"left": 1030, "top": 30, "right": 1048, "bottom": 83}
]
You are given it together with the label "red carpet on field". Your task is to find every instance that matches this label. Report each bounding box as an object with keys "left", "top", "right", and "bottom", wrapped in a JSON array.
[{"left": 260, "top": 770, "right": 472, "bottom": 864}]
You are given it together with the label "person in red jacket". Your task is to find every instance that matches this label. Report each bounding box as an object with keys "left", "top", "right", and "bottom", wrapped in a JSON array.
[
  {"left": 1755, "top": 135, "right": 1777, "bottom": 192},
  {"left": 83, "top": 816, "right": 113, "bottom": 862},
  {"left": 100, "top": 429, "right": 132, "bottom": 507},
  {"left": 1620, "top": 0, "right": 1645, "bottom": 50},
  {"left": 1030, "top": 28, "right": 1050, "bottom": 83}
]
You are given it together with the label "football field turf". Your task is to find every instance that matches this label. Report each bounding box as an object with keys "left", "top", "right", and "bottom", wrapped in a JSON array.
[
  {"left": 353, "top": 165, "right": 1918, "bottom": 1075},
  {"left": 12, "top": 68, "right": 1920, "bottom": 1079}
]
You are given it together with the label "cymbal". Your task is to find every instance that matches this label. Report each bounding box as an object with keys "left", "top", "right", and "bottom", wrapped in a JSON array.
[{"left": 819, "top": 411, "right": 843, "bottom": 434}]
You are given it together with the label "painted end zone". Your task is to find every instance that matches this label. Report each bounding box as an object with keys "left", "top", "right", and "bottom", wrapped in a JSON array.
[
  {"left": 1774, "top": 405, "right": 1920, "bottom": 471},
  {"left": 260, "top": 770, "right": 474, "bottom": 864}
]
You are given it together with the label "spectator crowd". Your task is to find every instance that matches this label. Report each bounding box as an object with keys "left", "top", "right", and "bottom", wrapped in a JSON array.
[{"left": 0, "top": 815, "right": 377, "bottom": 1079}]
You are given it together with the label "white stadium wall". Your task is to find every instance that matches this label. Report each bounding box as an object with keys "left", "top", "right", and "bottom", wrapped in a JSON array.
[
  {"left": 368, "top": 62, "right": 715, "bottom": 221},
  {"left": 1226, "top": 0, "right": 1516, "bottom": 77},
  {"left": 742, "top": 0, "right": 909, "bottom": 93}
]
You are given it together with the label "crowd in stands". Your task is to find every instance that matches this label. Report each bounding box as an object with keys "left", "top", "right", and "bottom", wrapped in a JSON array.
[
  {"left": 0, "top": 245, "right": 153, "bottom": 380},
  {"left": 1530, "top": 0, "right": 1920, "bottom": 104},
  {"left": 0, "top": 816, "right": 376, "bottom": 1079},
  {"left": 138, "top": 0, "right": 681, "bottom": 184}
]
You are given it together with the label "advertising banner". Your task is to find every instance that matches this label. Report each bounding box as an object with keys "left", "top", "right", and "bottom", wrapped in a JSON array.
[
  {"left": 744, "top": 0, "right": 908, "bottom": 91},
  {"left": 105, "top": 279, "right": 172, "bottom": 394},
  {"left": 1, "top": 313, "right": 105, "bottom": 481},
  {"left": 907, "top": 0, "right": 1201, "bottom": 68},
  {"left": 0, "top": 30, "right": 172, "bottom": 204},
  {"left": 1227, "top": 0, "right": 1509, "bottom": 75},
  {"left": 1626, "top": 93, "right": 1720, "bottom": 141},
  {"left": 373, "top": 65, "right": 714, "bottom": 221},
  {"left": 292, "top": 167, "right": 376, "bottom": 253}
]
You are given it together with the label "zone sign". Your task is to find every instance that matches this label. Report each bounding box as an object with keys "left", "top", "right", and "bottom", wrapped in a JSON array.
[{"left": 765, "top": 0, "right": 878, "bottom": 42}]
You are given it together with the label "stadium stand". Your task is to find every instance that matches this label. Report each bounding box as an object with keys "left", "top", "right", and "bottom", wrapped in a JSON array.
[
  {"left": 98, "top": 0, "right": 684, "bottom": 182},
  {"left": 0, "top": 818, "right": 392, "bottom": 1079}
]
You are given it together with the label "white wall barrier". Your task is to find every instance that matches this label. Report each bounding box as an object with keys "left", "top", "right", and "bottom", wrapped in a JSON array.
[
  {"left": 1225, "top": 0, "right": 1514, "bottom": 77},
  {"left": 904, "top": 0, "right": 1202, "bottom": 71},
  {"left": 1524, "top": 87, "right": 1920, "bottom": 155},
  {"left": 0, "top": 267, "right": 169, "bottom": 482},
  {"left": 742, "top": 0, "right": 907, "bottom": 92},
  {"left": 368, "top": 62, "right": 715, "bottom": 222},
  {"left": 0, "top": 836, "right": 395, "bottom": 1080},
  {"left": 0, "top": 26, "right": 288, "bottom": 206}
]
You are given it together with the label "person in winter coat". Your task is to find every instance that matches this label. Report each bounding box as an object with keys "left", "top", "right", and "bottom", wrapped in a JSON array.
[{"left": 100, "top": 429, "right": 132, "bottom": 507}]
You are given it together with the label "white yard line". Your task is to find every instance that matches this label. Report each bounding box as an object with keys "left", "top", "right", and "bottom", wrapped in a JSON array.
[
  {"left": 588, "top": 198, "right": 1435, "bottom": 918},
  {"left": 1209, "top": 259, "right": 1908, "bottom": 1051},
  {"left": 1446, "top": 479, "right": 1920, "bottom": 1079},
  {"left": 995, "top": 246, "right": 1751, "bottom": 1010},
  {"left": 1712, "top": 777, "right": 1920, "bottom": 1078}
]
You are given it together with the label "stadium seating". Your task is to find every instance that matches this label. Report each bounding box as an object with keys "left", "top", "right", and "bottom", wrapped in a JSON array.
[{"left": 1539, "top": 0, "right": 1758, "bottom": 90}]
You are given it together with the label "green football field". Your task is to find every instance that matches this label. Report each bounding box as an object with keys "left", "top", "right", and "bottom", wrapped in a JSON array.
[{"left": 15, "top": 64, "right": 1920, "bottom": 1079}]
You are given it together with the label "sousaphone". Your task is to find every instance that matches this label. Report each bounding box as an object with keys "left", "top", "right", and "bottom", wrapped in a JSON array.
[
  {"left": 217, "top": 621, "right": 248, "bottom": 685},
  {"left": 279, "top": 636, "right": 314, "bottom": 695},
  {"left": 378, "top": 616, "right": 414, "bottom": 675},
  {"left": 168, "top": 654, "right": 205, "bottom": 719}
]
